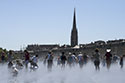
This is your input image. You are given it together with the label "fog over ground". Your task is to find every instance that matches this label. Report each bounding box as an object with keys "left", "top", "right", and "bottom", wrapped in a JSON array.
[{"left": 0, "top": 61, "right": 125, "bottom": 83}]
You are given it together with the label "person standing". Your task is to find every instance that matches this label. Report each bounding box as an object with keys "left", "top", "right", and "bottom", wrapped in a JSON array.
[
  {"left": 120, "top": 55, "right": 123, "bottom": 68},
  {"left": 105, "top": 49, "right": 112, "bottom": 69},
  {"left": 67, "top": 53, "right": 73, "bottom": 67},
  {"left": 83, "top": 53, "right": 88, "bottom": 65},
  {"left": 77, "top": 52, "right": 84, "bottom": 68},
  {"left": 45, "top": 51, "right": 53, "bottom": 71},
  {"left": 71, "top": 53, "right": 77, "bottom": 66},
  {"left": 93, "top": 49, "right": 100, "bottom": 70},
  {"left": 1, "top": 51, "right": 5, "bottom": 63},
  {"left": 24, "top": 50, "right": 30, "bottom": 68},
  {"left": 31, "top": 55, "right": 39, "bottom": 69},
  {"left": 8, "top": 50, "right": 13, "bottom": 62},
  {"left": 60, "top": 52, "right": 67, "bottom": 67}
]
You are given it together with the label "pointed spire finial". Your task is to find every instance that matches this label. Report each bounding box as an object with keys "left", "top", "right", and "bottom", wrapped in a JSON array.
[
  {"left": 71, "top": 7, "right": 78, "bottom": 47},
  {"left": 73, "top": 8, "right": 76, "bottom": 29},
  {"left": 74, "top": 7, "right": 76, "bottom": 12}
]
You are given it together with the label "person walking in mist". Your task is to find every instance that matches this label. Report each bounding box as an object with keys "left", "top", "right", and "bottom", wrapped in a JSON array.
[
  {"left": 8, "top": 50, "right": 13, "bottom": 62},
  {"left": 105, "top": 49, "right": 112, "bottom": 69},
  {"left": 77, "top": 52, "right": 84, "bottom": 68},
  {"left": 120, "top": 55, "right": 124, "bottom": 68},
  {"left": 24, "top": 50, "right": 30, "bottom": 68},
  {"left": 45, "top": 51, "right": 54, "bottom": 71},
  {"left": 1, "top": 51, "right": 6, "bottom": 63},
  {"left": 60, "top": 52, "right": 67, "bottom": 68},
  {"left": 93, "top": 49, "right": 100, "bottom": 70}
]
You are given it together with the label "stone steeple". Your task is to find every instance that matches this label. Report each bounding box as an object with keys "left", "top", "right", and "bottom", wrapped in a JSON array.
[{"left": 71, "top": 8, "right": 78, "bottom": 47}]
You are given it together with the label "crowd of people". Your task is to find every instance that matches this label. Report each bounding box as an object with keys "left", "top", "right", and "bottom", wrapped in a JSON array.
[
  {"left": 44, "top": 49, "right": 124, "bottom": 71},
  {"left": 0, "top": 49, "right": 124, "bottom": 76},
  {"left": 0, "top": 50, "right": 39, "bottom": 76}
]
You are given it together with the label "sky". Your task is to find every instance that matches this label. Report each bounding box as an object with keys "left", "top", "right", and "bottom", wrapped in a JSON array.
[{"left": 0, "top": 0, "right": 125, "bottom": 50}]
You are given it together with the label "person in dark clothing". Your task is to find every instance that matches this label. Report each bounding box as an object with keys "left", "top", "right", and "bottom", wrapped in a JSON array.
[
  {"left": 120, "top": 56, "right": 123, "bottom": 68},
  {"left": 93, "top": 49, "right": 100, "bottom": 70},
  {"left": 1, "top": 51, "right": 5, "bottom": 63},
  {"left": 60, "top": 52, "right": 67, "bottom": 67},
  {"left": 105, "top": 49, "right": 112, "bottom": 69},
  {"left": 83, "top": 53, "right": 88, "bottom": 65},
  {"left": 24, "top": 50, "right": 30, "bottom": 68},
  {"left": 112, "top": 54, "right": 118, "bottom": 63},
  {"left": 8, "top": 50, "right": 13, "bottom": 62}
]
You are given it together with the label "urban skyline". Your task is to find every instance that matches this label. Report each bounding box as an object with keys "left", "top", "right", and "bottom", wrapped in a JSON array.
[{"left": 0, "top": 0, "right": 125, "bottom": 50}]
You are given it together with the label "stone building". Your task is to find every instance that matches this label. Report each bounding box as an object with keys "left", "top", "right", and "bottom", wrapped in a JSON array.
[
  {"left": 22, "top": 9, "right": 125, "bottom": 57},
  {"left": 26, "top": 44, "right": 59, "bottom": 52}
]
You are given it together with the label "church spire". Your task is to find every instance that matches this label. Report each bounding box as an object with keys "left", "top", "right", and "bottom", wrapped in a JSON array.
[
  {"left": 71, "top": 8, "right": 78, "bottom": 47},
  {"left": 73, "top": 8, "right": 76, "bottom": 29}
]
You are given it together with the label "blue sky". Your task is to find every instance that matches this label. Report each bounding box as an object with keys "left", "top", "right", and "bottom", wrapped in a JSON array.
[{"left": 0, "top": 0, "right": 125, "bottom": 50}]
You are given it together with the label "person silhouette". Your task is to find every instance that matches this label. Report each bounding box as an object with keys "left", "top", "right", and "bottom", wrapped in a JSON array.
[
  {"left": 45, "top": 51, "right": 54, "bottom": 71},
  {"left": 24, "top": 50, "right": 30, "bottom": 68},
  {"left": 120, "top": 55, "right": 124, "bottom": 68},
  {"left": 105, "top": 49, "right": 112, "bottom": 69},
  {"left": 60, "top": 52, "right": 67, "bottom": 68},
  {"left": 93, "top": 49, "right": 100, "bottom": 70}
]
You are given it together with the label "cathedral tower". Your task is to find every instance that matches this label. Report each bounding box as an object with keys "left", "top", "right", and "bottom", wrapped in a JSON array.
[{"left": 71, "top": 8, "right": 78, "bottom": 47}]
